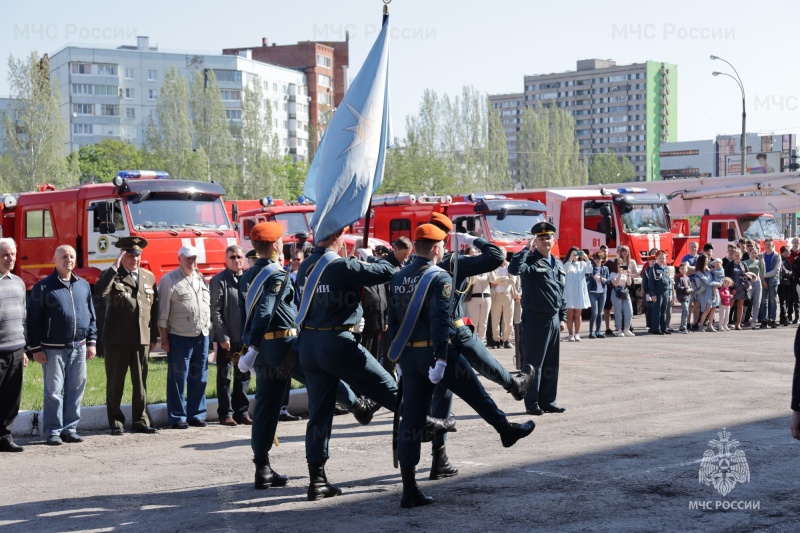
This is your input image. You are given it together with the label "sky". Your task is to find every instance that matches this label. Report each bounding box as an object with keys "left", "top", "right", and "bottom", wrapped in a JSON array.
[{"left": 2, "top": 0, "right": 799, "bottom": 143}]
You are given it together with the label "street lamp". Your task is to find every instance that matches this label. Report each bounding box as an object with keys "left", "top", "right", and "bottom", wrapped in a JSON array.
[{"left": 711, "top": 55, "right": 746, "bottom": 175}]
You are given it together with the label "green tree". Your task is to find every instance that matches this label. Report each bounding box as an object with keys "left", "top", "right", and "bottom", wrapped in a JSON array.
[
  {"left": 588, "top": 149, "right": 636, "bottom": 184},
  {"left": 275, "top": 156, "right": 310, "bottom": 201},
  {"left": 67, "top": 138, "right": 144, "bottom": 183},
  {"left": 2, "top": 52, "right": 70, "bottom": 190},
  {"left": 145, "top": 66, "right": 200, "bottom": 179},
  {"left": 234, "top": 78, "right": 281, "bottom": 199},
  {"left": 190, "top": 70, "right": 234, "bottom": 183}
]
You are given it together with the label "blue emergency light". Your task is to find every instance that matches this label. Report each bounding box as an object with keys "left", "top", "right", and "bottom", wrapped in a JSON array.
[
  {"left": 260, "top": 196, "right": 275, "bottom": 207},
  {"left": 617, "top": 187, "right": 647, "bottom": 194},
  {"left": 113, "top": 170, "right": 169, "bottom": 187}
]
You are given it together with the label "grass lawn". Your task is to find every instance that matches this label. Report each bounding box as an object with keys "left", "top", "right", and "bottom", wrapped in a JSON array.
[{"left": 21, "top": 357, "right": 302, "bottom": 411}]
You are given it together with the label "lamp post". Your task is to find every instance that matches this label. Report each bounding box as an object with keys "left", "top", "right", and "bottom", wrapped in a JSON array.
[{"left": 711, "top": 55, "right": 746, "bottom": 175}]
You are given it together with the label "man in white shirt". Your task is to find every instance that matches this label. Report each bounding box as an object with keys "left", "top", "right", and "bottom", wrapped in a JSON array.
[{"left": 489, "top": 248, "right": 518, "bottom": 349}]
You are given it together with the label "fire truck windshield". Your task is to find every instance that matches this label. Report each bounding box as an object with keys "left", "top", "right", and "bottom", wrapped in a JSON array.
[
  {"left": 620, "top": 205, "right": 669, "bottom": 234},
  {"left": 270, "top": 212, "right": 310, "bottom": 236},
  {"left": 740, "top": 215, "right": 781, "bottom": 241},
  {"left": 127, "top": 194, "right": 231, "bottom": 231},
  {"left": 485, "top": 211, "right": 545, "bottom": 239}
]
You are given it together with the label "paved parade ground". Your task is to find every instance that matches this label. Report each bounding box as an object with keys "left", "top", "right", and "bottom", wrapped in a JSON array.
[{"left": 2, "top": 315, "right": 799, "bottom": 532}]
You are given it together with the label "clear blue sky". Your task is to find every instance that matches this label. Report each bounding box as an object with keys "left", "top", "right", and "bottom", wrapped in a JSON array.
[{"left": 3, "top": 0, "right": 798, "bottom": 143}]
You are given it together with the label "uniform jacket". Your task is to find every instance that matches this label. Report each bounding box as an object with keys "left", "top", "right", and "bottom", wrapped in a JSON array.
[
  {"left": 27, "top": 270, "right": 97, "bottom": 351},
  {"left": 96, "top": 266, "right": 158, "bottom": 345},
  {"left": 210, "top": 268, "right": 242, "bottom": 345},
  {"left": 645, "top": 263, "right": 672, "bottom": 298},
  {"left": 508, "top": 248, "right": 567, "bottom": 321},
  {"left": 388, "top": 256, "right": 452, "bottom": 361}
]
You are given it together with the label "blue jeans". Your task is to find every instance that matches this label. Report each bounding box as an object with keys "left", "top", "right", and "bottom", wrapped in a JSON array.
[
  {"left": 759, "top": 281, "right": 778, "bottom": 322},
  {"left": 42, "top": 345, "right": 87, "bottom": 437},
  {"left": 611, "top": 292, "right": 633, "bottom": 331},
  {"left": 679, "top": 300, "right": 690, "bottom": 330},
  {"left": 588, "top": 292, "right": 606, "bottom": 334},
  {"left": 166, "top": 334, "right": 208, "bottom": 425}
]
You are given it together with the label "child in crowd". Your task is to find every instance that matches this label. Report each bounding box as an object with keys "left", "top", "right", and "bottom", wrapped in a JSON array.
[
  {"left": 674, "top": 262, "right": 693, "bottom": 333},
  {"left": 710, "top": 258, "right": 725, "bottom": 327},
  {"left": 718, "top": 277, "right": 733, "bottom": 332}
]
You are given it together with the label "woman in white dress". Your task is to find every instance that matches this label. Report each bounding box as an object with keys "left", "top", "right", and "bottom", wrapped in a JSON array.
[{"left": 564, "top": 246, "right": 593, "bottom": 341}]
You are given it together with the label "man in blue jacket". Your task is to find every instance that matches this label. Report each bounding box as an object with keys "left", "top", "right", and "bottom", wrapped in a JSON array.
[{"left": 27, "top": 245, "right": 97, "bottom": 446}]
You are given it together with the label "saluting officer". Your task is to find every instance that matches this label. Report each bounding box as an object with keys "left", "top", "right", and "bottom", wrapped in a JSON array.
[
  {"left": 389, "top": 223, "right": 536, "bottom": 509},
  {"left": 296, "top": 227, "right": 456, "bottom": 502},
  {"left": 508, "top": 222, "right": 567, "bottom": 416},
  {"left": 95, "top": 236, "right": 159, "bottom": 435},
  {"left": 426, "top": 212, "right": 533, "bottom": 480}
]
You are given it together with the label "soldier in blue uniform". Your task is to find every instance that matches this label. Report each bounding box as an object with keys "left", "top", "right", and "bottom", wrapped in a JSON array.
[
  {"left": 646, "top": 250, "right": 673, "bottom": 335},
  {"left": 237, "top": 223, "right": 369, "bottom": 491},
  {"left": 426, "top": 212, "right": 534, "bottom": 480},
  {"left": 508, "top": 222, "right": 568, "bottom": 416},
  {"left": 295, "top": 227, "right": 456, "bottom": 502},
  {"left": 389, "top": 224, "right": 536, "bottom": 508}
]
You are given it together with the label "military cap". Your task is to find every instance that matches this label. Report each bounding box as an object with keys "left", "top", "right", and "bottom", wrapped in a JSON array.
[
  {"left": 415, "top": 223, "right": 447, "bottom": 242},
  {"left": 245, "top": 249, "right": 257, "bottom": 259},
  {"left": 115, "top": 236, "right": 148, "bottom": 255},
  {"left": 429, "top": 212, "right": 453, "bottom": 233},
  {"left": 531, "top": 221, "right": 556, "bottom": 236},
  {"left": 250, "top": 221, "right": 284, "bottom": 243}
]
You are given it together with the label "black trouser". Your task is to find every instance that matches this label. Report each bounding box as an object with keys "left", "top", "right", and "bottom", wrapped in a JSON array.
[
  {"left": 0, "top": 348, "right": 24, "bottom": 440},
  {"left": 216, "top": 342, "right": 251, "bottom": 419},
  {"left": 779, "top": 284, "right": 793, "bottom": 323},
  {"left": 361, "top": 304, "right": 385, "bottom": 363}
]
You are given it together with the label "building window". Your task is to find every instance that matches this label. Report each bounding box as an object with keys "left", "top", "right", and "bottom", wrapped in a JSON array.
[
  {"left": 71, "top": 63, "right": 91, "bottom": 74},
  {"left": 73, "top": 123, "right": 93, "bottom": 135},
  {"left": 100, "top": 105, "right": 119, "bottom": 116},
  {"left": 124, "top": 88, "right": 135, "bottom": 99},
  {"left": 94, "top": 85, "right": 118, "bottom": 96},
  {"left": 148, "top": 89, "right": 158, "bottom": 100},
  {"left": 26, "top": 209, "right": 54, "bottom": 239},
  {"left": 318, "top": 74, "right": 331, "bottom": 88},
  {"left": 273, "top": 82, "right": 278, "bottom": 92},
  {"left": 97, "top": 64, "right": 117, "bottom": 76},
  {"left": 317, "top": 54, "right": 332, "bottom": 68},
  {"left": 272, "top": 101, "right": 278, "bottom": 110},
  {"left": 72, "top": 84, "right": 92, "bottom": 95},
  {"left": 126, "top": 107, "right": 136, "bottom": 119},
  {"left": 319, "top": 92, "right": 331, "bottom": 106},
  {"left": 72, "top": 103, "right": 94, "bottom": 115},
  {"left": 124, "top": 68, "right": 134, "bottom": 79},
  {"left": 150, "top": 109, "right": 157, "bottom": 119},
  {"left": 148, "top": 69, "right": 158, "bottom": 81},
  {"left": 263, "top": 80, "right": 269, "bottom": 91},
  {"left": 282, "top": 84, "right": 287, "bottom": 94},
  {"left": 213, "top": 69, "right": 242, "bottom": 83},
  {"left": 225, "top": 109, "right": 242, "bottom": 120},
  {"left": 220, "top": 90, "right": 242, "bottom": 101}
]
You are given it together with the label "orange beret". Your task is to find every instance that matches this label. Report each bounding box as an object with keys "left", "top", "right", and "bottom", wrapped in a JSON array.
[
  {"left": 250, "top": 221, "right": 284, "bottom": 243},
  {"left": 415, "top": 223, "right": 447, "bottom": 242},
  {"left": 429, "top": 212, "right": 453, "bottom": 233}
]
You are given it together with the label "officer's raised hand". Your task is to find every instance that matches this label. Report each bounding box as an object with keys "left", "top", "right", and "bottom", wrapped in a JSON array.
[{"left": 428, "top": 358, "right": 447, "bottom": 384}]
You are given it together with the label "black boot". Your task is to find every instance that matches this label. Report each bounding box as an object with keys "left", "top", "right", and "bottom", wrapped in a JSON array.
[
  {"left": 400, "top": 466, "right": 434, "bottom": 508},
  {"left": 506, "top": 364, "right": 534, "bottom": 401},
  {"left": 307, "top": 462, "right": 342, "bottom": 501},
  {"left": 429, "top": 444, "right": 458, "bottom": 480},
  {"left": 350, "top": 397, "right": 381, "bottom": 425},
  {"left": 422, "top": 416, "right": 457, "bottom": 443},
  {"left": 253, "top": 455, "right": 288, "bottom": 489},
  {"left": 496, "top": 419, "right": 535, "bottom": 448}
]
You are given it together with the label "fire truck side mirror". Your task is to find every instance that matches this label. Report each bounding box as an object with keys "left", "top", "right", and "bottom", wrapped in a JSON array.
[
  {"left": 726, "top": 228, "right": 736, "bottom": 242},
  {"left": 497, "top": 207, "right": 509, "bottom": 221},
  {"left": 90, "top": 201, "right": 116, "bottom": 235}
]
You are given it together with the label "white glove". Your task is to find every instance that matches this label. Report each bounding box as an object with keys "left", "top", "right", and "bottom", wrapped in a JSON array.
[
  {"left": 238, "top": 346, "right": 258, "bottom": 373},
  {"left": 357, "top": 247, "right": 373, "bottom": 261},
  {"left": 428, "top": 359, "right": 447, "bottom": 384},
  {"left": 455, "top": 233, "right": 477, "bottom": 250},
  {"left": 352, "top": 317, "right": 365, "bottom": 333}
]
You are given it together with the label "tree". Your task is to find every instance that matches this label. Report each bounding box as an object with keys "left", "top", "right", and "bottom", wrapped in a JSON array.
[
  {"left": 588, "top": 149, "right": 636, "bottom": 184},
  {"left": 234, "top": 78, "right": 281, "bottom": 199},
  {"left": 274, "top": 155, "right": 310, "bottom": 201},
  {"left": 145, "top": 66, "right": 201, "bottom": 179},
  {"left": 190, "top": 70, "right": 234, "bottom": 183},
  {"left": 2, "top": 52, "right": 70, "bottom": 190},
  {"left": 67, "top": 138, "right": 144, "bottom": 183},
  {"left": 516, "top": 103, "right": 587, "bottom": 189}
]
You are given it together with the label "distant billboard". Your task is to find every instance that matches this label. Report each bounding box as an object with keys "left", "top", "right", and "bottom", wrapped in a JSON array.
[{"left": 725, "top": 152, "right": 782, "bottom": 175}]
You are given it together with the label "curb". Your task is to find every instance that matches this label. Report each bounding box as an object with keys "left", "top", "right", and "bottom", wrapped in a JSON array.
[{"left": 11, "top": 387, "right": 309, "bottom": 437}]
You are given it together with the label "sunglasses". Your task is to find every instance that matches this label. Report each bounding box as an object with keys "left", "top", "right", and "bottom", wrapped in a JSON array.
[
  {"left": 292, "top": 258, "right": 303, "bottom": 262},
  {"left": 227, "top": 255, "right": 244, "bottom": 260}
]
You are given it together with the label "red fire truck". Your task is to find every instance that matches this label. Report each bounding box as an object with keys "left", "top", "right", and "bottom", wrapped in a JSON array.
[{"left": 0, "top": 170, "right": 237, "bottom": 289}]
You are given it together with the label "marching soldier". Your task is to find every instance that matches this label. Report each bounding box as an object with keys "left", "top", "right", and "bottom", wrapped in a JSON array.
[
  {"left": 95, "top": 237, "right": 159, "bottom": 435},
  {"left": 508, "top": 222, "right": 568, "bottom": 416},
  {"left": 389, "top": 224, "right": 536, "bottom": 508}
]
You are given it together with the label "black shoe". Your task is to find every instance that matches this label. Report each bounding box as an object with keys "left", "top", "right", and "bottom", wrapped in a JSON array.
[
  {"left": 333, "top": 405, "right": 350, "bottom": 416},
  {"left": 279, "top": 411, "right": 301, "bottom": 422},
  {"left": 541, "top": 404, "right": 566, "bottom": 413},
  {"left": 526, "top": 408, "right": 544, "bottom": 416},
  {"left": 401, "top": 466, "right": 434, "bottom": 508},
  {"left": 759, "top": 322, "right": 768, "bottom": 329},
  {"left": 46, "top": 436, "right": 62, "bottom": 446},
  {"left": 605, "top": 328, "right": 614, "bottom": 336},
  {"left": 350, "top": 397, "right": 381, "bottom": 425},
  {"left": 110, "top": 427, "right": 124, "bottom": 436},
  {"left": 793, "top": 318, "right": 798, "bottom": 325},
  {"left": 664, "top": 330, "right": 672, "bottom": 335},
  {"left": 187, "top": 419, "right": 207, "bottom": 428},
  {"left": 503, "top": 341, "right": 512, "bottom": 349},
  {"left": 133, "top": 426, "right": 158, "bottom": 434},
  {"left": 497, "top": 420, "right": 536, "bottom": 448},
  {"left": 0, "top": 438, "right": 23, "bottom": 452},
  {"left": 507, "top": 365, "right": 534, "bottom": 401},
  {"left": 429, "top": 445, "right": 459, "bottom": 480},
  {"left": 254, "top": 454, "right": 289, "bottom": 489},
  {"left": 60, "top": 433, "right": 84, "bottom": 443},
  {"left": 422, "top": 416, "right": 457, "bottom": 443},
  {"left": 781, "top": 321, "right": 790, "bottom": 327},
  {"left": 171, "top": 422, "right": 189, "bottom": 430},
  {"left": 691, "top": 324, "right": 700, "bottom": 331},
  {"left": 595, "top": 333, "right": 605, "bottom": 338},
  {"left": 307, "top": 463, "right": 342, "bottom": 501},
  {"left": 770, "top": 321, "right": 779, "bottom": 328}
]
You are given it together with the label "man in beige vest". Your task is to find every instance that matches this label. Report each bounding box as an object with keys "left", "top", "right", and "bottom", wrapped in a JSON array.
[{"left": 158, "top": 245, "right": 211, "bottom": 429}]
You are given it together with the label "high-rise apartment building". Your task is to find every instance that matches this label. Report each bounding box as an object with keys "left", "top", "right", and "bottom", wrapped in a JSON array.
[
  {"left": 490, "top": 59, "right": 677, "bottom": 182},
  {"left": 43, "top": 36, "right": 310, "bottom": 160}
]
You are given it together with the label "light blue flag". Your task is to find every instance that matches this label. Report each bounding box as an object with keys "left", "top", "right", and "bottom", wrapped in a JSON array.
[{"left": 304, "top": 15, "right": 391, "bottom": 241}]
